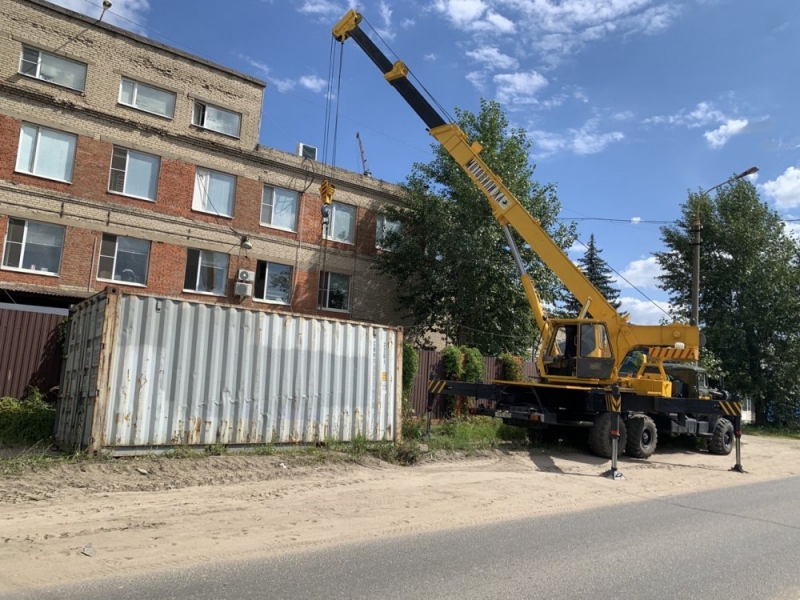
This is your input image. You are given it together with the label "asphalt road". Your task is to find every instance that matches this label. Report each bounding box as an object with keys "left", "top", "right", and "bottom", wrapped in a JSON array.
[{"left": 6, "top": 476, "right": 800, "bottom": 600}]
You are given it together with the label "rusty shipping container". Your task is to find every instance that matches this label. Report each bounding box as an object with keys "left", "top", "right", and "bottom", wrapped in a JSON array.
[{"left": 56, "top": 288, "right": 402, "bottom": 453}]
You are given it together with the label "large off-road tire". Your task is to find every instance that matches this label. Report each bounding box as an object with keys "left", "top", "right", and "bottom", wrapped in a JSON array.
[
  {"left": 625, "top": 414, "right": 658, "bottom": 459},
  {"left": 707, "top": 418, "right": 734, "bottom": 455},
  {"left": 588, "top": 412, "right": 627, "bottom": 459}
]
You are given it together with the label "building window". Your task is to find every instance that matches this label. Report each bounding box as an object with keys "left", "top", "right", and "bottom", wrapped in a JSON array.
[
  {"left": 19, "top": 46, "right": 87, "bottom": 92},
  {"left": 326, "top": 202, "right": 356, "bottom": 244},
  {"left": 109, "top": 147, "right": 160, "bottom": 201},
  {"left": 183, "top": 249, "right": 228, "bottom": 296},
  {"left": 192, "top": 100, "right": 241, "bottom": 138},
  {"left": 2, "top": 218, "right": 65, "bottom": 275},
  {"left": 376, "top": 214, "right": 401, "bottom": 250},
  {"left": 193, "top": 168, "right": 236, "bottom": 217},
  {"left": 16, "top": 124, "right": 77, "bottom": 183},
  {"left": 255, "top": 261, "right": 293, "bottom": 304},
  {"left": 118, "top": 78, "right": 176, "bottom": 118},
  {"left": 318, "top": 271, "right": 350, "bottom": 311},
  {"left": 97, "top": 234, "right": 150, "bottom": 285},
  {"left": 261, "top": 186, "right": 298, "bottom": 231}
]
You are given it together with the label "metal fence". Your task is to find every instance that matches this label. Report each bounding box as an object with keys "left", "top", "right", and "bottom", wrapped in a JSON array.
[
  {"left": 0, "top": 304, "right": 67, "bottom": 400},
  {"left": 408, "top": 349, "right": 537, "bottom": 417}
]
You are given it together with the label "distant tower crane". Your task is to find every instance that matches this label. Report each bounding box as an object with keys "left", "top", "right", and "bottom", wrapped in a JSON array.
[{"left": 356, "top": 132, "right": 372, "bottom": 177}]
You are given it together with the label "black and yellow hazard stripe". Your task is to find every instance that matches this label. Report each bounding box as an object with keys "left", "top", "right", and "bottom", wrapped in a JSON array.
[
  {"left": 605, "top": 393, "right": 622, "bottom": 413},
  {"left": 428, "top": 380, "right": 447, "bottom": 394},
  {"left": 719, "top": 401, "right": 742, "bottom": 416}
]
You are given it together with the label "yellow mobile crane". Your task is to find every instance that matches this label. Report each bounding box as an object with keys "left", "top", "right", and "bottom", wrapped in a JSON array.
[{"left": 332, "top": 10, "right": 743, "bottom": 473}]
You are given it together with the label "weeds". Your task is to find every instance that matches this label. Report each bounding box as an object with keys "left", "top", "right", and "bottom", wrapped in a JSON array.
[
  {"left": 0, "top": 390, "right": 56, "bottom": 447},
  {"left": 742, "top": 425, "right": 800, "bottom": 440}
]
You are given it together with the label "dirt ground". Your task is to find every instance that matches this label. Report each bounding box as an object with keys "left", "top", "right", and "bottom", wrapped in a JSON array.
[{"left": 1, "top": 435, "right": 799, "bottom": 593}]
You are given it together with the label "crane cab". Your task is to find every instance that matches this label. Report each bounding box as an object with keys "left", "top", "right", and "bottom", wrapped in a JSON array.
[{"left": 542, "top": 319, "right": 615, "bottom": 381}]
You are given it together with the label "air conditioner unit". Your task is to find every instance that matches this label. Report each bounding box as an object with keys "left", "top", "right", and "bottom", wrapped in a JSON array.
[
  {"left": 297, "top": 143, "right": 318, "bottom": 161},
  {"left": 234, "top": 282, "right": 253, "bottom": 297},
  {"left": 237, "top": 269, "right": 255, "bottom": 282}
]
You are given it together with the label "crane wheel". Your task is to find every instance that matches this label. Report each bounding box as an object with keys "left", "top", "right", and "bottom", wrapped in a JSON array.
[
  {"left": 588, "top": 412, "right": 627, "bottom": 459},
  {"left": 707, "top": 418, "right": 734, "bottom": 455},
  {"left": 625, "top": 414, "right": 658, "bottom": 459}
]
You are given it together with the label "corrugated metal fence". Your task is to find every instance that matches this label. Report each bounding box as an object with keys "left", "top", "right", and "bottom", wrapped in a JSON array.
[
  {"left": 0, "top": 304, "right": 67, "bottom": 400},
  {"left": 409, "top": 349, "right": 537, "bottom": 417},
  {"left": 56, "top": 288, "right": 403, "bottom": 453}
]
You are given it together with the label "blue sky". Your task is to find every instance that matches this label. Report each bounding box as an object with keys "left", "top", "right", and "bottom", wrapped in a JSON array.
[{"left": 55, "top": 0, "right": 800, "bottom": 324}]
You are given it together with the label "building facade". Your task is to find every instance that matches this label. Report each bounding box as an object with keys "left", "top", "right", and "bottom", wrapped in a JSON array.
[{"left": 0, "top": 0, "right": 404, "bottom": 325}]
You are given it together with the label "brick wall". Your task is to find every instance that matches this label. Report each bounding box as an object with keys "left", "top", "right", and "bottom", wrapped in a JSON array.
[
  {"left": 0, "top": 0, "right": 265, "bottom": 149},
  {"left": 0, "top": 0, "right": 407, "bottom": 327}
]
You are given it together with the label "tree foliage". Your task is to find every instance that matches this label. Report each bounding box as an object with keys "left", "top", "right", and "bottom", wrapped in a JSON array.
[
  {"left": 561, "top": 233, "right": 621, "bottom": 316},
  {"left": 376, "top": 99, "right": 574, "bottom": 355},
  {"left": 656, "top": 179, "right": 800, "bottom": 424}
]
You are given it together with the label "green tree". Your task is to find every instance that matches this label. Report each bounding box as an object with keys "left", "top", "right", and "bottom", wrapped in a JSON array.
[
  {"left": 562, "top": 234, "right": 621, "bottom": 316},
  {"left": 376, "top": 99, "right": 574, "bottom": 355},
  {"left": 656, "top": 179, "right": 800, "bottom": 424}
]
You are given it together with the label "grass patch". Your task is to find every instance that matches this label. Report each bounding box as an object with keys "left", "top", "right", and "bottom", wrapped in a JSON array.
[
  {"left": 0, "top": 392, "right": 56, "bottom": 447},
  {"left": 742, "top": 425, "right": 800, "bottom": 440},
  {"left": 403, "top": 416, "right": 528, "bottom": 453}
]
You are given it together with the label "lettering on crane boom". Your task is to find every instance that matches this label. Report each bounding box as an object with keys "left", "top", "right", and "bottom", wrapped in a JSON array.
[{"left": 466, "top": 159, "right": 510, "bottom": 209}]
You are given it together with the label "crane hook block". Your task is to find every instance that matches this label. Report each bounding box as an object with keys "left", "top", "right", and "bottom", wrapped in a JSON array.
[{"left": 320, "top": 179, "right": 335, "bottom": 205}]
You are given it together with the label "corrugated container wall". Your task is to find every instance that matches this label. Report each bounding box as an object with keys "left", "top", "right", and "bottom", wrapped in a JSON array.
[{"left": 56, "top": 288, "right": 402, "bottom": 453}]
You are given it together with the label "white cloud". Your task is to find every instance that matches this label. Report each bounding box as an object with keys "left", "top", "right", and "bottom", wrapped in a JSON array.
[
  {"left": 618, "top": 297, "right": 671, "bottom": 325},
  {"left": 762, "top": 166, "right": 800, "bottom": 209},
  {"left": 703, "top": 118, "right": 748, "bottom": 149},
  {"left": 471, "top": 10, "right": 516, "bottom": 33},
  {"left": 493, "top": 70, "right": 548, "bottom": 105},
  {"left": 617, "top": 255, "right": 662, "bottom": 289},
  {"left": 613, "top": 110, "right": 635, "bottom": 121},
  {"left": 375, "top": 0, "right": 396, "bottom": 40},
  {"left": 297, "top": 0, "right": 343, "bottom": 17},
  {"left": 433, "top": 0, "right": 488, "bottom": 28},
  {"left": 465, "top": 46, "right": 518, "bottom": 70},
  {"left": 533, "top": 118, "right": 624, "bottom": 157},
  {"left": 784, "top": 219, "right": 800, "bottom": 240},
  {"left": 630, "top": 216, "right": 642, "bottom": 224},
  {"left": 645, "top": 101, "right": 725, "bottom": 128},
  {"left": 238, "top": 55, "right": 327, "bottom": 94},
  {"left": 424, "top": 53, "right": 438, "bottom": 61},
  {"left": 48, "top": 0, "right": 150, "bottom": 33},
  {"left": 566, "top": 242, "right": 584, "bottom": 255},
  {"left": 299, "top": 74, "right": 327, "bottom": 93}
]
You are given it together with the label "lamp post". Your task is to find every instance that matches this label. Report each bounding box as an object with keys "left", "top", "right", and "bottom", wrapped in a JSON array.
[{"left": 690, "top": 166, "right": 758, "bottom": 327}]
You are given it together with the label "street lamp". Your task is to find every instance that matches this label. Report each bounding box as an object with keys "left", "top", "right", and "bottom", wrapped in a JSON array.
[{"left": 690, "top": 166, "right": 758, "bottom": 327}]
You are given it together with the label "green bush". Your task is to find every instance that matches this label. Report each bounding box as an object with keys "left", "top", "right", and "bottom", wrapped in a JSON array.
[
  {"left": 402, "top": 342, "right": 419, "bottom": 396},
  {"left": 0, "top": 390, "right": 56, "bottom": 447},
  {"left": 441, "top": 345, "right": 464, "bottom": 380},
  {"left": 499, "top": 352, "right": 524, "bottom": 381},
  {"left": 461, "top": 346, "right": 484, "bottom": 382}
]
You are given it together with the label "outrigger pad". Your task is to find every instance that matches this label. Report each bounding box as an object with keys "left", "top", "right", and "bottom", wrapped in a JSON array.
[{"left": 602, "top": 468, "right": 625, "bottom": 481}]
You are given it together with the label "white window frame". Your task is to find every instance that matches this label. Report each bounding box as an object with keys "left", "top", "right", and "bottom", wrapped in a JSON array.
[
  {"left": 254, "top": 260, "right": 293, "bottom": 305},
  {"left": 325, "top": 202, "right": 356, "bottom": 245},
  {"left": 15, "top": 123, "right": 77, "bottom": 183},
  {"left": 376, "top": 214, "right": 401, "bottom": 250},
  {"left": 118, "top": 77, "right": 176, "bottom": 119},
  {"left": 192, "top": 168, "right": 236, "bottom": 218},
  {"left": 318, "top": 271, "right": 351, "bottom": 312},
  {"left": 18, "top": 46, "right": 87, "bottom": 92},
  {"left": 183, "top": 248, "right": 229, "bottom": 297},
  {"left": 192, "top": 100, "right": 241, "bottom": 138},
  {"left": 1, "top": 218, "right": 64, "bottom": 276},
  {"left": 96, "top": 234, "right": 150, "bottom": 287},
  {"left": 260, "top": 185, "right": 299, "bottom": 232},
  {"left": 108, "top": 146, "right": 161, "bottom": 201}
]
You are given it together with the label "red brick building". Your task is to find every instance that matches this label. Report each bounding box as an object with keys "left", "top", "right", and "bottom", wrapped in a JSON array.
[{"left": 0, "top": 0, "right": 404, "bottom": 326}]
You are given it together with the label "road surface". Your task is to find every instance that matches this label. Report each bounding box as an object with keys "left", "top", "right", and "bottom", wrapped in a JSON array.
[{"left": 5, "top": 475, "right": 800, "bottom": 600}]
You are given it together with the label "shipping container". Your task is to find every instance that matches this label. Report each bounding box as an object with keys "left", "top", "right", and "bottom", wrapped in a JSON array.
[{"left": 56, "top": 288, "right": 402, "bottom": 454}]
